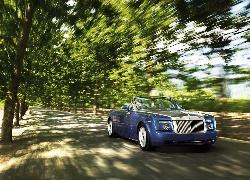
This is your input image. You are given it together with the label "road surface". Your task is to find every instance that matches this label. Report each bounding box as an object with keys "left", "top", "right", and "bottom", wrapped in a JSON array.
[{"left": 0, "top": 108, "right": 250, "bottom": 180}]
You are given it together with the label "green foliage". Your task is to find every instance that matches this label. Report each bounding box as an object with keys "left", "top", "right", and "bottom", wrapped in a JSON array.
[
  {"left": 170, "top": 89, "right": 216, "bottom": 100},
  {"left": 0, "top": 0, "right": 249, "bottom": 111},
  {"left": 178, "top": 98, "right": 250, "bottom": 113},
  {"left": 169, "top": 88, "right": 250, "bottom": 113},
  {"left": 166, "top": 89, "right": 224, "bottom": 112},
  {"left": 0, "top": 1, "right": 19, "bottom": 99},
  {"left": 225, "top": 99, "right": 250, "bottom": 113}
]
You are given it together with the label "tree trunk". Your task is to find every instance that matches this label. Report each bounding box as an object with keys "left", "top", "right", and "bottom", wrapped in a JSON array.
[
  {"left": 13, "top": 99, "right": 20, "bottom": 126},
  {"left": 1, "top": 92, "right": 16, "bottom": 143},
  {"left": 1, "top": 3, "right": 35, "bottom": 144},
  {"left": 20, "top": 94, "right": 28, "bottom": 119},
  {"left": 93, "top": 86, "right": 98, "bottom": 114},
  {"left": 93, "top": 94, "right": 97, "bottom": 115}
]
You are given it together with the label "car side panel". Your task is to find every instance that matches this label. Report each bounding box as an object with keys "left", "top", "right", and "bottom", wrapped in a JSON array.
[
  {"left": 124, "top": 111, "right": 141, "bottom": 140},
  {"left": 117, "top": 109, "right": 127, "bottom": 136},
  {"left": 124, "top": 111, "right": 154, "bottom": 140}
]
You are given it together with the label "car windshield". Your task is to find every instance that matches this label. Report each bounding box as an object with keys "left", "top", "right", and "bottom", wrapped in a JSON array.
[{"left": 134, "top": 97, "right": 181, "bottom": 110}]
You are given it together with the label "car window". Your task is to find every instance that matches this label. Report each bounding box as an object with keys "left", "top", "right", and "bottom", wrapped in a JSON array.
[{"left": 133, "top": 98, "right": 180, "bottom": 110}]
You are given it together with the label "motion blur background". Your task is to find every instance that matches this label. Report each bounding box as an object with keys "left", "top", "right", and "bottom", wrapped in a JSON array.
[{"left": 0, "top": 0, "right": 249, "bottom": 113}]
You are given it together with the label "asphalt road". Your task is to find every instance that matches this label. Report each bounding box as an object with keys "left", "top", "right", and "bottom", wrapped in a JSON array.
[{"left": 0, "top": 108, "right": 250, "bottom": 180}]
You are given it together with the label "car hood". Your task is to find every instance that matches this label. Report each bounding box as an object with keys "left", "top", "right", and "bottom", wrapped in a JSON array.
[{"left": 141, "top": 109, "right": 207, "bottom": 120}]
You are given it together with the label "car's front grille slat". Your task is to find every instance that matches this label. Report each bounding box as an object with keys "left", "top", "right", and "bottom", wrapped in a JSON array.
[{"left": 173, "top": 120, "right": 204, "bottom": 134}]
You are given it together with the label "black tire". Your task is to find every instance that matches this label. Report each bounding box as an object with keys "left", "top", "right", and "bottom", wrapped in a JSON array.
[
  {"left": 138, "top": 123, "right": 156, "bottom": 151},
  {"left": 108, "top": 119, "right": 115, "bottom": 137}
]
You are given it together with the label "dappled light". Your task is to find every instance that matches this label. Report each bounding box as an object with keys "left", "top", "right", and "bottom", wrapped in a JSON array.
[
  {"left": 93, "top": 145, "right": 137, "bottom": 159},
  {"left": 1, "top": 0, "right": 250, "bottom": 178},
  {"left": 214, "top": 113, "right": 250, "bottom": 141},
  {"left": 113, "top": 161, "right": 139, "bottom": 175},
  {"left": 1, "top": 108, "right": 250, "bottom": 179}
]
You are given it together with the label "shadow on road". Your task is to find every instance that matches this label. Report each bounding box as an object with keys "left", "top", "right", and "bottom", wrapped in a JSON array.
[{"left": 0, "top": 108, "right": 250, "bottom": 180}]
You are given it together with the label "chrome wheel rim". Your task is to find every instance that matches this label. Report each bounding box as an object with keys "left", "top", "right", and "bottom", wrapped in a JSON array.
[
  {"left": 139, "top": 126, "right": 146, "bottom": 147},
  {"left": 108, "top": 121, "right": 112, "bottom": 135}
]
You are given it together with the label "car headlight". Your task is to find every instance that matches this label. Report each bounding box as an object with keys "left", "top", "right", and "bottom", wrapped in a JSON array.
[
  {"left": 205, "top": 119, "right": 216, "bottom": 131},
  {"left": 158, "top": 120, "right": 173, "bottom": 131}
]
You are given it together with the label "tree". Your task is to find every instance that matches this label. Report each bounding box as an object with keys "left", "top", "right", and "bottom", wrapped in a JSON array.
[
  {"left": 65, "top": 0, "right": 136, "bottom": 108},
  {"left": 124, "top": 0, "right": 180, "bottom": 95},
  {"left": 0, "top": 0, "right": 71, "bottom": 143},
  {"left": 1, "top": 1, "right": 37, "bottom": 143}
]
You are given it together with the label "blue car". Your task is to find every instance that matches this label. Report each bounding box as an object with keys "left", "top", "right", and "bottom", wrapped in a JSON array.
[{"left": 107, "top": 97, "right": 217, "bottom": 151}]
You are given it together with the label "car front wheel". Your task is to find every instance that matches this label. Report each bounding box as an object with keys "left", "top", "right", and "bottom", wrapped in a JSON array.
[
  {"left": 108, "top": 119, "right": 115, "bottom": 137},
  {"left": 138, "top": 124, "right": 156, "bottom": 151}
]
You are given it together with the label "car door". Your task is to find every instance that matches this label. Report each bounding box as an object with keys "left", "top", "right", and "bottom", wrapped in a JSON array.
[
  {"left": 124, "top": 110, "right": 141, "bottom": 140},
  {"left": 114, "top": 108, "right": 127, "bottom": 136}
]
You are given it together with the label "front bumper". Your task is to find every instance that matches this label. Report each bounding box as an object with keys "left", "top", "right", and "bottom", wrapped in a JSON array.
[{"left": 150, "top": 131, "right": 217, "bottom": 146}]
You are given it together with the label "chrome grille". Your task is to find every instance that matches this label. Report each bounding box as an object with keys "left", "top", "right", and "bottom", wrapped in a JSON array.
[{"left": 173, "top": 120, "right": 204, "bottom": 134}]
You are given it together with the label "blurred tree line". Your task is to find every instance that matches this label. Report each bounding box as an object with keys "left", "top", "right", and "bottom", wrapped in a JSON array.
[{"left": 0, "top": 0, "right": 249, "bottom": 142}]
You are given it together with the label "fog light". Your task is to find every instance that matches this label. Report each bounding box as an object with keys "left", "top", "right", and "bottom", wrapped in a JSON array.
[
  {"left": 164, "top": 124, "right": 171, "bottom": 130},
  {"left": 207, "top": 123, "right": 214, "bottom": 130},
  {"left": 159, "top": 121, "right": 173, "bottom": 131}
]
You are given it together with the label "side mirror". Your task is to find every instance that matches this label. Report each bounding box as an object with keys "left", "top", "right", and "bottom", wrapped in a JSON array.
[{"left": 129, "top": 105, "right": 133, "bottom": 111}]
